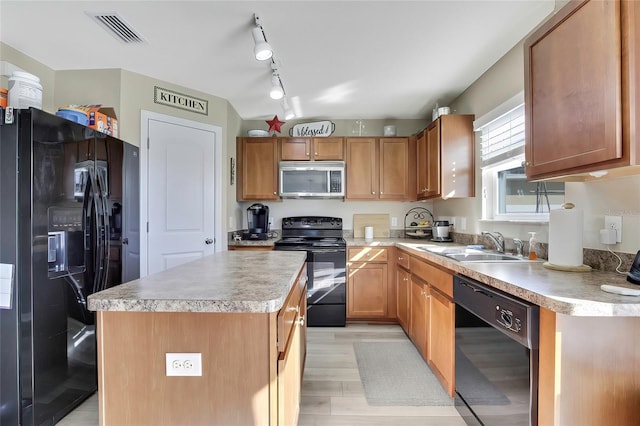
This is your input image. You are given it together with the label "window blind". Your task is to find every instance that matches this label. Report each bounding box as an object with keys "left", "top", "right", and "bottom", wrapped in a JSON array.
[{"left": 478, "top": 103, "right": 525, "bottom": 167}]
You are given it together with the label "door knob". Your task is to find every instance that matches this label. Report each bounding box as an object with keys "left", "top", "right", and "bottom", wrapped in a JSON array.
[
  {"left": 122, "top": 238, "right": 129, "bottom": 245},
  {"left": 205, "top": 238, "right": 214, "bottom": 245}
]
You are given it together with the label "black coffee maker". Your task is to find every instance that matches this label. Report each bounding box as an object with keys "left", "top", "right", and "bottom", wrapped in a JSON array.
[{"left": 242, "top": 203, "right": 269, "bottom": 240}]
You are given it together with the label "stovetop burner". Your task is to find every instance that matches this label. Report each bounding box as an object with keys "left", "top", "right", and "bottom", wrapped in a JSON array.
[{"left": 275, "top": 216, "right": 345, "bottom": 248}]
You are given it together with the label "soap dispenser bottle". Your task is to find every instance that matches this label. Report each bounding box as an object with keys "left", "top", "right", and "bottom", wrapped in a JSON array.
[{"left": 528, "top": 232, "right": 538, "bottom": 260}]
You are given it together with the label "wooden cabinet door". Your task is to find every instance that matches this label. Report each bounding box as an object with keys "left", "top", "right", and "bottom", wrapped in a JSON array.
[
  {"left": 524, "top": 0, "right": 622, "bottom": 179},
  {"left": 281, "top": 137, "right": 311, "bottom": 160},
  {"left": 379, "top": 137, "right": 410, "bottom": 200},
  {"left": 409, "top": 277, "right": 428, "bottom": 359},
  {"left": 440, "top": 115, "right": 475, "bottom": 199},
  {"left": 237, "top": 137, "right": 279, "bottom": 201},
  {"left": 428, "top": 287, "right": 455, "bottom": 397},
  {"left": 346, "top": 137, "right": 377, "bottom": 199},
  {"left": 425, "top": 121, "right": 441, "bottom": 198},
  {"left": 278, "top": 316, "right": 301, "bottom": 426},
  {"left": 396, "top": 267, "right": 410, "bottom": 332},
  {"left": 313, "top": 137, "right": 344, "bottom": 160},
  {"left": 347, "top": 262, "right": 388, "bottom": 318},
  {"left": 416, "top": 131, "right": 428, "bottom": 199}
]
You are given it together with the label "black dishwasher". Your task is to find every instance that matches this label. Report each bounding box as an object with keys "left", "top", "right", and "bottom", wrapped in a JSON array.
[{"left": 454, "top": 275, "right": 539, "bottom": 426}]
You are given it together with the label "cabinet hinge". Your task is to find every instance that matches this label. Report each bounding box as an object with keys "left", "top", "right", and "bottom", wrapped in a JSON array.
[
  {"left": 147, "top": 137, "right": 150, "bottom": 149},
  {"left": 146, "top": 222, "right": 149, "bottom": 233}
]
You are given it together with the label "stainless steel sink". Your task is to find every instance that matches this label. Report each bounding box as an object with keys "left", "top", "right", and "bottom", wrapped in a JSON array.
[
  {"left": 444, "top": 252, "right": 523, "bottom": 262},
  {"left": 415, "top": 245, "right": 531, "bottom": 263}
]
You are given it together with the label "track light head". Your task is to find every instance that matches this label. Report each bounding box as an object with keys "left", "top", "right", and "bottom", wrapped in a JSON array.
[
  {"left": 252, "top": 26, "right": 273, "bottom": 61},
  {"left": 270, "top": 73, "right": 284, "bottom": 100}
]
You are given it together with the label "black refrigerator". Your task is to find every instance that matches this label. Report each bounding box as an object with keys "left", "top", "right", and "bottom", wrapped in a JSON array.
[{"left": 0, "top": 108, "right": 140, "bottom": 425}]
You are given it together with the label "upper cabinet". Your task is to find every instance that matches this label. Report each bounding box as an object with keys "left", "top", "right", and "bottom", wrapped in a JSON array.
[
  {"left": 524, "top": 0, "right": 640, "bottom": 180},
  {"left": 346, "top": 137, "right": 416, "bottom": 201},
  {"left": 237, "top": 137, "right": 279, "bottom": 201},
  {"left": 417, "top": 115, "right": 475, "bottom": 200},
  {"left": 281, "top": 137, "right": 344, "bottom": 161}
]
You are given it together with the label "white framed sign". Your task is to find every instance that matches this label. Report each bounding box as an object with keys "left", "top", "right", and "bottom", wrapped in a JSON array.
[
  {"left": 289, "top": 120, "right": 335, "bottom": 137},
  {"left": 154, "top": 86, "right": 208, "bottom": 115}
]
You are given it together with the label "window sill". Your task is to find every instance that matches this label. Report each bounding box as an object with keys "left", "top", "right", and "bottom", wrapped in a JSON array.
[{"left": 479, "top": 219, "right": 549, "bottom": 225}]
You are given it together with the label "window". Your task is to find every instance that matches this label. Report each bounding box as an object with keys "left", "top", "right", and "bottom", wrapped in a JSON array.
[{"left": 477, "top": 94, "right": 564, "bottom": 221}]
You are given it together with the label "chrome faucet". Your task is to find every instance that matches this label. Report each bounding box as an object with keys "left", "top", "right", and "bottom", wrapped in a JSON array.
[
  {"left": 513, "top": 238, "right": 524, "bottom": 257},
  {"left": 482, "top": 231, "right": 505, "bottom": 253}
]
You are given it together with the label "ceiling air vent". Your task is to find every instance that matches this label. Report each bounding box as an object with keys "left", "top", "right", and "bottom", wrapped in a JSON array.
[{"left": 88, "top": 12, "right": 145, "bottom": 44}]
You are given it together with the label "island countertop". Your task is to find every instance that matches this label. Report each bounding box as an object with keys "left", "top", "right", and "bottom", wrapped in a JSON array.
[{"left": 87, "top": 251, "right": 306, "bottom": 313}]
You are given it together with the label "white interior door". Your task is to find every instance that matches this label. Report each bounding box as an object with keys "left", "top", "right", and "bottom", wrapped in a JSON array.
[{"left": 141, "top": 112, "right": 222, "bottom": 276}]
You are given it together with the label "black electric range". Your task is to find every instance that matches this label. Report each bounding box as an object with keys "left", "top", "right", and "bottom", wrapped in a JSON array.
[{"left": 274, "top": 217, "right": 346, "bottom": 326}]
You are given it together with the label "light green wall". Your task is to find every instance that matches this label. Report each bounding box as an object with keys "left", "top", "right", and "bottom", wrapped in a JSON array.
[
  {"left": 242, "top": 118, "right": 428, "bottom": 138},
  {"left": 436, "top": 4, "right": 640, "bottom": 253},
  {"left": 54, "top": 69, "right": 121, "bottom": 114},
  {"left": 1, "top": 42, "right": 56, "bottom": 112}
]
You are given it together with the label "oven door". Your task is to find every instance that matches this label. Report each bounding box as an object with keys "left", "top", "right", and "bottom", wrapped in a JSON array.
[{"left": 307, "top": 249, "right": 346, "bottom": 305}]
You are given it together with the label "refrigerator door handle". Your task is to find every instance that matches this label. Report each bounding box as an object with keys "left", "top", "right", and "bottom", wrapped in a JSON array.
[{"left": 96, "top": 170, "right": 110, "bottom": 291}]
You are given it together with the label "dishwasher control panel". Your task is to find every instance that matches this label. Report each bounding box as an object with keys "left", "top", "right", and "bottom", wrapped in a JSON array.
[{"left": 454, "top": 275, "right": 539, "bottom": 349}]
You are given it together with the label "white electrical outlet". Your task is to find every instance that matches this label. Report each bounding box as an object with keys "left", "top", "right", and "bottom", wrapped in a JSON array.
[
  {"left": 604, "top": 215, "right": 622, "bottom": 243},
  {"left": 391, "top": 217, "right": 398, "bottom": 227},
  {"left": 166, "top": 353, "right": 202, "bottom": 376}
]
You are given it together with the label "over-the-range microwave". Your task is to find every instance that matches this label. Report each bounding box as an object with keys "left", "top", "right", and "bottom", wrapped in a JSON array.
[{"left": 279, "top": 161, "right": 345, "bottom": 198}]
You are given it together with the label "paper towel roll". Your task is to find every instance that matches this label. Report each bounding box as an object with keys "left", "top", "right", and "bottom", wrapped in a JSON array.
[
  {"left": 365, "top": 226, "right": 374, "bottom": 241},
  {"left": 548, "top": 206, "right": 584, "bottom": 267}
]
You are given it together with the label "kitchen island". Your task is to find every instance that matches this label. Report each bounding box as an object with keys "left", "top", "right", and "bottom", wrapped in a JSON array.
[{"left": 88, "top": 251, "right": 307, "bottom": 426}]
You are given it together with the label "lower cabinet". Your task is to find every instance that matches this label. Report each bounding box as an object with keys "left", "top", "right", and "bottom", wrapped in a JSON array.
[
  {"left": 409, "top": 276, "right": 429, "bottom": 358},
  {"left": 347, "top": 247, "right": 397, "bottom": 320},
  {"left": 396, "top": 266, "right": 410, "bottom": 331},
  {"left": 427, "top": 286, "right": 455, "bottom": 397},
  {"left": 401, "top": 252, "right": 456, "bottom": 398},
  {"left": 348, "top": 262, "right": 388, "bottom": 317},
  {"left": 278, "top": 288, "right": 305, "bottom": 425}
]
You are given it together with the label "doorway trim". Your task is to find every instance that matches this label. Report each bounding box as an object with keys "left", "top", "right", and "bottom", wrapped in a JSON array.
[{"left": 140, "top": 110, "right": 223, "bottom": 276}]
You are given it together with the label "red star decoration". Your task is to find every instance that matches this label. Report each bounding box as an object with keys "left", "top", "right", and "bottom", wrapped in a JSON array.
[{"left": 266, "top": 115, "right": 285, "bottom": 134}]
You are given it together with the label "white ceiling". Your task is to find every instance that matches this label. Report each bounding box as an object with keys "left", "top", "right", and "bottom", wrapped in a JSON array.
[{"left": 0, "top": 1, "right": 554, "bottom": 121}]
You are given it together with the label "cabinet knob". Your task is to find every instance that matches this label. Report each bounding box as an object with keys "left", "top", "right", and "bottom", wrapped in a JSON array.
[
  {"left": 273, "top": 191, "right": 277, "bottom": 195},
  {"left": 380, "top": 192, "right": 384, "bottom": 195},
  {"left": 296, "top": 316, "right": 305, "bottom": 326},
  {"left": 306, "top": 152, "right": 310, "bottom": 156},
  {"left": 314, "top": 152, "right": 318, "bottom": 155},
  {"left": 372, "top": 191, "right": 376, "bottom": 195},
  {"left": 403, "top": 277, "right": 408, "bottom": 282},
  {"left": 398, "top": 257, "right": 404, "bottom": 261}
]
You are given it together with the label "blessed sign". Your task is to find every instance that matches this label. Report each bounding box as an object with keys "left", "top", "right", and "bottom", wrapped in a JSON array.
[
  {"left": 289, "top": 120, "right": 335, "bottom": 137},
  {"left": 154, "top": 86, "right": 208, "bottom": 115}
]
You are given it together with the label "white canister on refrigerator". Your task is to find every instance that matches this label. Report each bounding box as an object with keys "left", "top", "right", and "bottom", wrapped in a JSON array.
[{"left": 8, "top": 71, "right": 43, "bottom": 109}]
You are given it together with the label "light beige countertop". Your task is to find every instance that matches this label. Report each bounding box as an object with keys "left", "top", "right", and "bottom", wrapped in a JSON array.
[
  {"left": 347, "top": 237, "right": 640, "bottom": 316},
  {"left": 389, "top": 240, "right": 638, "bottom": 317},
  {"left": 88, "top": 251, "right": 306, "bottom": 313}
]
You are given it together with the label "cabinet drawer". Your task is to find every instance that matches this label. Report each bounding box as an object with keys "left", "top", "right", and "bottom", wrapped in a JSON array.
[
  {"left": 410, "top": 257, "right": 452, "bottom": 298},
  {"left": 397, "top": 250, "right": 410, "bottom": 270},
  {"left": 348, "top": 247, "right": 388, "bottom": 263},
  {"left": 277, "top": 265, "right": 307, "bottom": 353}
]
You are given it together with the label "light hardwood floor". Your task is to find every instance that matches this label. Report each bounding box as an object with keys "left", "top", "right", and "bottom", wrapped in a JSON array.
[{"left": 59, "top": 324, "right": 465, "bottom": 425}]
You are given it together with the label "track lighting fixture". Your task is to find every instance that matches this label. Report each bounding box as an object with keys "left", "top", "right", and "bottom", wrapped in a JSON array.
[
  {"left": 252, "top": 13, "right": 298, "bottom": 115},
  {"left": 252, "top": 15, "right": 272, "bottom": 61}
]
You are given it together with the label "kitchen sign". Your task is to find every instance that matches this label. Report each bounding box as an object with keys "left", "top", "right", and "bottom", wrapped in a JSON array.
[
  {"left": 289, "top": 120, "right": 335, "bottom": 137},
  {"left": 154, "top": 86, "right": 208, "bottom": 115}
]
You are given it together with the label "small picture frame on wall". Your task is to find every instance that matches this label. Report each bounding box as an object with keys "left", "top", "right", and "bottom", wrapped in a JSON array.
[{"left": 230, "top": 157, "right": 235, "bottom": 185}]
